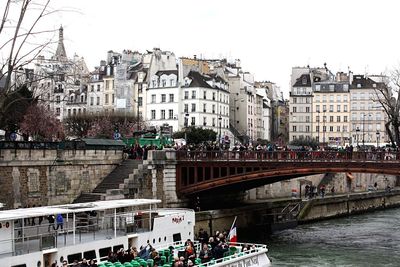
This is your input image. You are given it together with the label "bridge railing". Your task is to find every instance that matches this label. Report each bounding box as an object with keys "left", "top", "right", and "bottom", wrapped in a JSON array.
[{"left": 173, "top": 150, "right": 400, "bottom": 162}]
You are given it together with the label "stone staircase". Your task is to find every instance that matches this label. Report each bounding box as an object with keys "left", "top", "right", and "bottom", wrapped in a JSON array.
[{"left": 74, "top": 159, "right": 143, "bottom": 203}]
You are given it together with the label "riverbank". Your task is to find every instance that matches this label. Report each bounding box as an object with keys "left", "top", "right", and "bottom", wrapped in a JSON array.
[{"left": 195, "top": 188, "right": 400, "bottom": 237}]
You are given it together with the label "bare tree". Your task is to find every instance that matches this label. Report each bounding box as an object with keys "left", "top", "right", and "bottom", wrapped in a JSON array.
[
  {"left": 0, "top": 0, "right": 59, "bottom": 135},
  {"left": 372, "top": 70, "right": 400, "bottom": 146}
]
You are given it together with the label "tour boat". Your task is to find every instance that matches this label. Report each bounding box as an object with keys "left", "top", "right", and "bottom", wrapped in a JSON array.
[{"left": 0, "top": 199, "right": 270, "bottom": 267}]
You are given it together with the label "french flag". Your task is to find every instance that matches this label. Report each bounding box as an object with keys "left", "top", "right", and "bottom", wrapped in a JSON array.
[{"left": 228, "top": 216, "right": 237, "bottom": 243}]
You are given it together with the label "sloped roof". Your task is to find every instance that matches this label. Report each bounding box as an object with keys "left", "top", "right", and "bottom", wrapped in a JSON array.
[
  {"left": 155, "top": 70, "right": 178, "bottom": 76},
  {"left": 293, "top": 74, "right": 311, "bottom": 87}
]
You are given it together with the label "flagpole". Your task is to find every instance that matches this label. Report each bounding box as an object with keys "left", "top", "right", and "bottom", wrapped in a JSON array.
[{"left": 228, "top": 216, "right": 237, "bottom": 242}]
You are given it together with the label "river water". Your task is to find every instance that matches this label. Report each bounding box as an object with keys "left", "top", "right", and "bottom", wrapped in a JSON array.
[{"left": 260, "top": 208, "right": 400, "bottom": 266}]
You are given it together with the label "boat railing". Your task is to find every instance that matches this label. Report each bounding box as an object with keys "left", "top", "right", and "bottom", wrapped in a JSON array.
[{"left": 0, "top": 215, "right": 153, "bottom": 258}]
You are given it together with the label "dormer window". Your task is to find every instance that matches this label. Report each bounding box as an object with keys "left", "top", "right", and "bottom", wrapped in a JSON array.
[
  {"left": 162, "top": 79, "right": 166, "bottom": 87},
  {"left": 170, "top": 79, "right": 174, "bottom": 87},
  {"left": 302, "top": 77, "right": 307, "bottom": 85},
  {"left": 152, "top": 79, "right": 157, "bottom": 88},
  {"left": 357, "top": 84, "right": 361, "bottom": 88}
]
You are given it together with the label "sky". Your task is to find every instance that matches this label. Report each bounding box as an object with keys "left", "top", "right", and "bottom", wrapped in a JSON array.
[{"left": 7, "top": 0, "right": 400, "bottom": 97}]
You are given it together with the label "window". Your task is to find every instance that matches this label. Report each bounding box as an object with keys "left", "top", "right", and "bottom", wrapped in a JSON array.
[
  {"left": 161, "top": 94, "right": 166, "bottom": 103},
  {"left": 105, "top": 94, "right": 109, "bottom": 104},
  {"left": 97, "top": 84, "right": 100, "bottom": 91},
  {"left": 184, "top": 91, "right": 189, "bottom": 99},
  {"left": 330, "top": 116, "right": 333, "bottom": 122},
  {"left": 169, "top": 94, "right": 174, "bottom": 102},
  {"left": 56, "top": 108, "right": 60, "bottom": 115},
  {"left": 292, "top": 107, "right": 297, "bottom": 113},
  {"left": 315, "top": 85, "right": 321, "bottom": 91},
  {"left": 138, "top": 97, "right": 143, "bottom": 107},
  {"left": 203, "top": 117, "right": 207, "bottom": 126},
  {"left": 90, "top": 97, "right": 94, "bottom": 106},
  {"left": 316, "top": 126, "right": 320, "bottom": 132},
  {"left": 329, "top": 95, "right": 334, "bottom": 102},
  {"left": 151, "top": 110, "right": 156, "bottom": 120},
  {"left": 329, "top": 105, "right": 333, "bottom": 112},
  {"left": 315, "top": 95, "right": 320, "bottom": 102},
  {"left": 212, "top": 118, "right": 216, "bottom": 127},
  {"left": 169, "top": 109, "right": 173, "bottom": 119},
  {"left": 212, "top": 92, "right": 216, "bottom": 100},
  {"left": 203, "top": 103, "right": 207, "bottom": 113},
  {"left": 337, "top": 116, "right": 341, "bottom": 122},
  {"left": 192, "top": 91, "right": 196, "bottom": 99},
  {"left": 191, "top": 117, "right": 195, "bottom": 126},
  {"left": 203, "top": 91, "right": 207, "bottom": 99},
  {"left": 316, "top": 105, "right": 320, "bottom": 112},
  {"left": 212, "top": 105, "right": 215, "bottom": 114},
  {"left": 96, "top": 97, "right": 100, "bottom": 105},
  {"left": 293, "top": 97, "right": 297, "bottom": 104},
  {"left": 191, "top": 103, "right": 196, "bottom": 112},
  {"left": 161, "top": 110, "right": 165, "bottom": 119},
  {"left": 138, "top": 83, "right": 143, "bottom": 93},
  {"left": 344, "top": 116, "right": 348, "bottom": 122},
  {"left": 343, "top": 126, "right": 348, "bottom": 132},
  {"left": 306, "top": 126, "right": 310, "bottom": 132},
  {"left": 306, "top": 116, "right": 310, "bottom": 122},
  {"left": 330, "top": 126, "right": 334, "bottom": 132},
  {"left": 152, "top": 80, "right": 157, "bottom": 88},
  {"left": 306, "top": 107, "right": 310, "bottom": 113},
  {"left": 337, "top": 95, "right": 341, "bottom": 102},
  {"left": 316, "top": 116, "right": 320, "bottom": 122},
  {"left": 91, "top": 85, "right": 94, "bottom": 92},
  {"left": 323, "top": 95, "right": 327, "bottom": 102},
  {"left": 337, "top": 105, "right": 341, "bottom": 112},
  {"left": 184, "top": 104, "right": 188, "bottom": 113},
  {"left": 151, "top": 94, "right": 156, "bottom": 103},
  {"left": 170, "top": 79, "right": 174, "bottom": 87},
  {"left": 344, "top": 105, "right": 348, "bottom": 112},
  {"left": 344, "top": 95, "right": 348, "bottom": 102},
  {"left": 162, "top": 80, "right": 166, "bottom": 87},
  {"left": 56, "top": 96, "right": 60, "bottom": 104},
  {"left": 292, "top": 126, "right": 297, "bottom": 132}
]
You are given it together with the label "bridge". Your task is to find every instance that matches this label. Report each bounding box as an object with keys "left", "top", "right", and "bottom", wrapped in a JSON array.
[{"left": 170, "top": 150, "right": 400, "bottom": 196}]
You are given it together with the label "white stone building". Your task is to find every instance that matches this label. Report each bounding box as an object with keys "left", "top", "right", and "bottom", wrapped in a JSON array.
[{"left": 146, "top": 70, "right": 180, "bottom": 131}]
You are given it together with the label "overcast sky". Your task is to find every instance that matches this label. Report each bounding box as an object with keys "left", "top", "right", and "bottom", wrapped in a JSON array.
[{"left": 38, "top": 0, "right": 400, "bottom": 96}]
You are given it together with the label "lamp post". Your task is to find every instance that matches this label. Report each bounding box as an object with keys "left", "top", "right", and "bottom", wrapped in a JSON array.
[
  {"left": 376, "top": 131, "right": 380, "bottom": 148},
  {"left": 184, "top": 113, "right": 189, "bottom": 145},
  {"left": 218, "top": 116, "right": 222, "bottom": 147},
  {"left": 356, "top": 127, "right": 360, "bottom": 147},
  {"left": 323, "top": 110, "right": 326, "bottom": 145},
  {"left": 317, "top": 110, "right": 320, "bottom": 143}
]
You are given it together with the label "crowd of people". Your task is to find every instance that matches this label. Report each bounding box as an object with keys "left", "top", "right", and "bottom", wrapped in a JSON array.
[{"left": 100, "top": 229, "right": 250, "bottom": 267}]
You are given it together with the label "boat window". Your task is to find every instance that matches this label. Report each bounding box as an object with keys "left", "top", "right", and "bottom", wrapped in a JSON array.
[
  {"left": 173, "top": 233, "right": 181, "bottom": 242},
  {"left": 67, "top": 253, "right": 82, "bottom": 263},
  {"left": 113, "top": 244, "right": 124, "bottom": 252},
  {"left": 164, "top": 236, "right": 167, "bottom": 241},
  {"left": 153, "top": 238, "right": 155, "bottom": 244},
  {"left": 159, "top": 237, "right": 161, "bottom": 242},
  {"left": 84, "top": 250, "right": 96, "bottom": 260},
  {"left": 99, "top": 247, "right": 111, "bottom": 258},
  {"left": 11, "top": 265, "right": 27, "bottom": 267}
]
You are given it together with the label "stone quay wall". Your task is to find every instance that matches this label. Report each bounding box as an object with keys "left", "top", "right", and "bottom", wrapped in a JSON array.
[{"left": 0, "top": 149, "right": 123, "bottom": 209}]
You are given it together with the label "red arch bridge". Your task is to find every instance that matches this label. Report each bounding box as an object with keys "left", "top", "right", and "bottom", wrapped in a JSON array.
[{"left": 168, "top": 150, "right": 400, "bottom": 196}]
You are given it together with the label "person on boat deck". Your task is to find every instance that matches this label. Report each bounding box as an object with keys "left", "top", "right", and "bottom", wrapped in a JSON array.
[
  {"left": 47, "top": 214, "right": 55, "bottom": 231},
  {"left": 184, "top": 242, "right": 196, "bottom": 261},
  {"left": 197, "top": 228, "right": 209, "bottom": 244},
  {"left": 199, "top": 243, "right": 213, "bottom": 263},
  {"left": 80, "top": 258, "right": 89, "bottom": 266},
  {"left": 54, "top": 214, "right": 64, "bottom": 230},
  {"left": 212, "top": 241, "right": 229, "bottom": 259}
]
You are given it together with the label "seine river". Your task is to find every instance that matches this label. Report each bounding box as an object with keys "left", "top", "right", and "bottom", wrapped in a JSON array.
[{"left": 260, "top": 208, "right": 400, "bottom": 266}]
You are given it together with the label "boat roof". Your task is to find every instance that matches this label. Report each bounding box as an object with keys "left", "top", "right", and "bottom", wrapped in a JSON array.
[{"left": 0, "top": 199, "right": 161, "bottom": 221}]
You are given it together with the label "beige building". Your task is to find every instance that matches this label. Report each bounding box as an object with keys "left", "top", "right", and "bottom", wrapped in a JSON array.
[
  {"left": 350, "top": 75, "right": 388, "bottom": 147},
  {"left": 312, "top": 82, "right": 350, "bottom": 146}
]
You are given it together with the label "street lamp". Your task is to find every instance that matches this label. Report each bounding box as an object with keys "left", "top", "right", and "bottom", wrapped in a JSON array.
[
  {"left": 218, "top": 116, "right": 222, "bottom": 147},
  {"left": 356, "top": 127, "right": 360, "bottom": 147},
  {"left": 184, "top": 113, "right": 189, "bottom": 145},
  {"left": 376, "top": 131, "right": 380, "bottom": 148},
  {"left": 317, "top": 110, "right": 320, "bottom": 143},
  {"left": 323, "top": 110, "right": 326, "bottom": 145}
]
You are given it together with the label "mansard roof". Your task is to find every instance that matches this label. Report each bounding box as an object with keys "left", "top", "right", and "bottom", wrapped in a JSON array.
[
  {"left": 155, "top": 70, "right": 178, "bottom": 76},
  {"left": 293, "top": 74, "right": 311, "bottom": 87}
]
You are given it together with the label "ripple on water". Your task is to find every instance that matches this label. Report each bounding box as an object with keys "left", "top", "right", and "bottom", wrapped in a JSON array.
[{"left": 256, "top": 208, "right": 400, "bottom": 266}]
